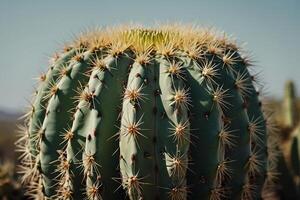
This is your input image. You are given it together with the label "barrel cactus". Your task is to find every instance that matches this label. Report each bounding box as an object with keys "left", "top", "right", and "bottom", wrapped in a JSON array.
[{"left": 17, "top": 25, "right": 278, "bottom": 200}]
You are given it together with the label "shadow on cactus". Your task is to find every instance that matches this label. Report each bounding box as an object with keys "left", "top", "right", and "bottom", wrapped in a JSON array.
[{"left": 16, "top": 25, "right": 279, "bottom": 200}]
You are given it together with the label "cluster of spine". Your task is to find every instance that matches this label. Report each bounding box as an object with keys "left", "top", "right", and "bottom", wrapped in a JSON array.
[{"left": 17, "top": 25, "right": 278, "bottom": 200}]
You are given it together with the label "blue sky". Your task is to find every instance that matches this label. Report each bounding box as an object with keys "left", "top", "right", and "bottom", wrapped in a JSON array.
[{"left": 0, "top": 0, "right": 299, "bottom": 111}]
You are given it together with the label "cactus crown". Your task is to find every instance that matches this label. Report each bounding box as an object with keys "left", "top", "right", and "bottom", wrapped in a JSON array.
[
  {"left": 75, "top": 25, "right": 237, "bottom": 53},
  {"left": 17, "top": 25, "right": 278, "bottom": 200},
  {"left": 124, "top": 29, "right": 173, "bottom": 46}
]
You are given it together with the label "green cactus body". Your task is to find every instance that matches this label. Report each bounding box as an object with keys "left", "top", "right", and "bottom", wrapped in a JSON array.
[
  {"left": 83, "top": 52, "right": 133, "bottom": 199},
  {"left": 18, "top": 26, "right": 277, "bottom": 200},
  {"left": 28, "top": 49, "right": 77, "bottom": 157},
  {"left": 40, "top": 50, "right": 93, "bottom": 197}
]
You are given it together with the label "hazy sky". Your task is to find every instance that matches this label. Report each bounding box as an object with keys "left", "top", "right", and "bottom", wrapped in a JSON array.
[{"left": 0, "top": 0, "right": 299, "bottom": 111}]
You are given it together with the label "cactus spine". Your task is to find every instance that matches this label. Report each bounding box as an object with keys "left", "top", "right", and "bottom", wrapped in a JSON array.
[{"left": 17, "top": 25, "right": 278, "bottom": 200}]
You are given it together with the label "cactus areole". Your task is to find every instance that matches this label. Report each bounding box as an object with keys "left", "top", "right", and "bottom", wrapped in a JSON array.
[{"left": 18, "top": 25, "right": 278, "bottom": 200}]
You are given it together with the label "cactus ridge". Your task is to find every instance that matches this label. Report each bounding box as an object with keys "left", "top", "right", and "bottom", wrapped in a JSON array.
[{"left": 17, "top": 25, "right": 279, "bottom": 200}]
